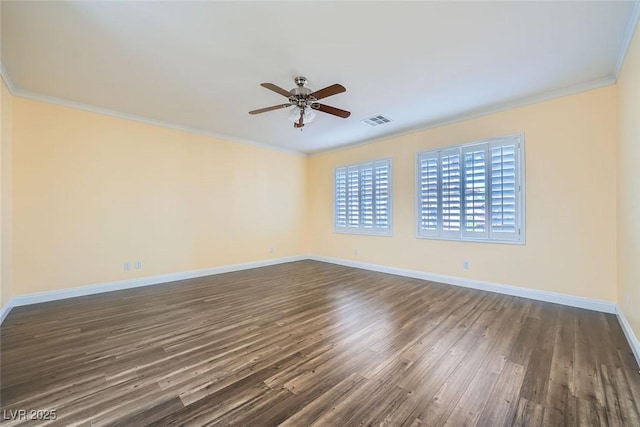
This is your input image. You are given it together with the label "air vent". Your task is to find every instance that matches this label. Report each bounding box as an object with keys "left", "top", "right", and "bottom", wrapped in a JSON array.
[{"left": 361, "top": 115, "right": 393, "bottom": 127}]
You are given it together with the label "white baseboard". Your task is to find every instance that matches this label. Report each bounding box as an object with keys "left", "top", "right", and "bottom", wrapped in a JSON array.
[
  {"left": 0, "top": 255, "right": 306, "bottom": 324},
  {"left": 0, "top": 298, "right": 15, "bottom": 325},
  {"left": 0, "top": 256, "right": 617, "bottom": 318},
  {"left": 308, "top": 255, "right": 617, "bottom": 314},
  {"left": 616, "top": 307, "right": 640, "bottom": 368},
  {"left": 4, "top": 254, "right": 636, "bottom": 366}
]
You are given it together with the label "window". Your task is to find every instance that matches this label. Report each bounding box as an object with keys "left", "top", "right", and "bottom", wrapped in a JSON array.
[
  {"left": 334, "top": 159, "right": 392, "bottom": 235},
  {"left": 416, "top": 134, "right": 524, "bottom": 243}
]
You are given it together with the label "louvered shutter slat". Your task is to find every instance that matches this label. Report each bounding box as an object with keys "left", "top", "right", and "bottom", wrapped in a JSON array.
[
  {"left": 361, "top": 168, "right": 374, "bottom": 228},
  {"left": 347, "top": 168, "right": 360, "bottom": 227},
  {"left": 417, "top": 155, "right": 438, "bottom": 236},
  {"left": 375, "top": 164, "right": 390, "bottom": 229},
  {"left": 490, "top": 143, "right": 519, "bottom": 239},
  {"left": 335, "top": 169, "right": 347, "bottom": 228},
  {"left": 462, "top": 147, "right": 488, "bottom": 237},
  {"left": 441, "top": 152, "right": 461, "bottom": 234}
]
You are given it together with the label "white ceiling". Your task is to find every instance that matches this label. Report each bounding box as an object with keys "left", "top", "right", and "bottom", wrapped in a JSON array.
[{"left": 2, "top": 1, "right": 638, "bottom": 154}]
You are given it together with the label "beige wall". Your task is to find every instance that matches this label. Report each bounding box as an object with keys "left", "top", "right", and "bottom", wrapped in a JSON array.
[
  {"left": 617, "top": 25, "right": 640, "bottom": 341},
  {"left": 11, "top": 97, "right": 307, "bottom": 295},
  {"left": 1, "top": 78, "right": 13, "bottom": 309},
  {"left": 308, "top": 86, "right": 618, "bottom": 302}
]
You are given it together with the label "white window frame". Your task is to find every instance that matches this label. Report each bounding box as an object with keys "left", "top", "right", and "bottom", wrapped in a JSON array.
[
  {"left": 334, "top": 158, "right": 393, "bottom": 236},
  {"left": 415, "top": 134, "right": 525, "bottom": 244}
]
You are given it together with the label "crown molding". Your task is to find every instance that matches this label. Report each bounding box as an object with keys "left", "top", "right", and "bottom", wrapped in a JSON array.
[
  {"left": 309, "top": 75, "right": 615, "bottom": 156},
  {"left": 4, "top": 67, "right": 616, "bottom": 158},
  {"left": 16, "top": 89, "right": 307, "bottom": 157},
  {"left": 0, "top": 62, "right": 306, "bottom": 157},
  {"left": 0, "top": 63, "right": 17, "bottom": 94},
  {"left": 614, "top": 0, "right": 640, "bottom": 80}
]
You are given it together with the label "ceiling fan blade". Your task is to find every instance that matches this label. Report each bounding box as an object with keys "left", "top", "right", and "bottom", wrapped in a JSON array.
[
  {"left": 310, "top": 84, "right": 346, "bottom": 100},
  {"left": 313, "top": 103, "right": 351, "bottom": 118},
  {"left": 261, "top": 83, "right": 292, "bottom": 98},
  {"left": 248, "top": 103, "right": 292, "bottom": 115}
]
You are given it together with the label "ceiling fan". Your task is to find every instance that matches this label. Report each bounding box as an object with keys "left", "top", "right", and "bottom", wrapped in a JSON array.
[{"left": 249, "top": 76, "right": 351, "bottom": 128}]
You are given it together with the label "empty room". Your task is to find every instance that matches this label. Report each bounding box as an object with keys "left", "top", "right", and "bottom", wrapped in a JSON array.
[{"left": 1, "top": 1, "right": 639, "bottom": 425}]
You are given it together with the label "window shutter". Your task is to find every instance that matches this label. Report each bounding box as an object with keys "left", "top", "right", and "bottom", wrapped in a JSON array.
[
  {"left": 462, "top": 146, "right": 488, "bottom": 238},
  {"left": 417, "top": 153, "right": 439, "bottom": 237},
  {"left": 334, "top": 168, "right": 347, "bottom": 228},
  {"left": 347, "top": 167, "right": 360, "bottom": 228},
  {"left": 490, "top": 142, "right": 519, "bottom": 240},
  {"left": 440, "top": 149, "right": 461, "bottom": 237},
  {"left": 415, "top": 135, "right": 523, "bottom": 243},
  {"left": 334, "top": 159, "right": 392, "bottom": 235},
  {"left": 360, "top": 167, "right": 374, "bottom": 228},
  {"left": 374, "top": 162, "right": 390, "bottom": 230}
]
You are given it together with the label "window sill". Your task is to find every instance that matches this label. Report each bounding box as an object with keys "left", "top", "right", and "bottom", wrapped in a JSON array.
[
  {"left": 415, "top": 234, "right": 525, "bottom": 245},
  {"left": 334, "top": 229, "right": 393, "bottom": 237}
]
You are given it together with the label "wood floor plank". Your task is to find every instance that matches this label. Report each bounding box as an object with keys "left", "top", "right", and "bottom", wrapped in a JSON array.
[
  {"left": 513, "top": 398, "right": 545, "bottom": 427},
  {"left": 443, "top": 354, "right": 508, "bottom": 427},
  {"left": 278, "top": 373, "right": 367, "bottom": 427},
  {"left": 1, "top": 260, "right": 638, "bottom": 426},
  {"left": 476, "top": 361, "right": 526, "bottom": 426},
  {"left": 518, "top": 303, "right": 560, "bottom": 405}
]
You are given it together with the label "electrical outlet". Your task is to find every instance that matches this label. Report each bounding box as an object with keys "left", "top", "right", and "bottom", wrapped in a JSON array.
[
  {"left": 625, "top": 293, "right": 630, "bottom": 308},
  {"left": 124, "top": 262, "right": 131, "bottom": 271},
  {"left": 135, "top": 261, "right": 142, "bottom": 270},
  {"left": 354, "top": 248, "right": 359, "bottom": 255},
  {"left": 269, "top": 247, "right": 274, "bottom": 254},
  {"left": 463, "top": 260, "right": 469, "bottom": 270}
]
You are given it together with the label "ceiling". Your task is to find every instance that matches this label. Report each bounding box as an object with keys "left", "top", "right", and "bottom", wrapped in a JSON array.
[{"left": 2, "top": 1, "right": 638, "bottom": 154}]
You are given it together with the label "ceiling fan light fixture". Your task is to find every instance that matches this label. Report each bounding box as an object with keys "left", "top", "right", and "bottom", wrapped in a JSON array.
[
  {"left": 288, "top": 106, "right": 316, "bottom": 123},
  {"left": 305, "top": 108, "right": 317, "bottom": 123}
]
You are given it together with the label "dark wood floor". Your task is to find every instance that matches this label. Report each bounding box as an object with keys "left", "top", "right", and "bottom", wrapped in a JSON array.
[{"left": 1, "top": 261, "right": 639, "bottom": 426}]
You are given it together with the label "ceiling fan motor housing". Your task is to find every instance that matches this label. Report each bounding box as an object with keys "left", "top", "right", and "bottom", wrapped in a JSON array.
[{"left": 290, "top": 77, "right": 316, "bottom": 108}]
